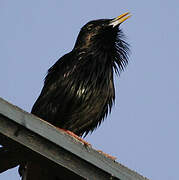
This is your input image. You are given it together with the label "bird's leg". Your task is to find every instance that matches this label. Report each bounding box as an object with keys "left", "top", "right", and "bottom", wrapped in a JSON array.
[
  {"left": 97, "top": 150, "right": 117, "bottom": 160},
  {"left": 56, "top": 128, "right": 115, "bottom": 159},
  {"left": 56, "top": 128, "right": 91, "bottom": 147}
]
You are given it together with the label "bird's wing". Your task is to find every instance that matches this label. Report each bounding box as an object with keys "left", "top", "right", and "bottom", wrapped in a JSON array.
[{"left": 31, "top": 52, "right": 80, "bottom": 124}]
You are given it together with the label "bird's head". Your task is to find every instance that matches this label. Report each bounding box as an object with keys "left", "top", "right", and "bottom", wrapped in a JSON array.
[{"left": 74, "top": 12, "right": 131, "bottom": 72}]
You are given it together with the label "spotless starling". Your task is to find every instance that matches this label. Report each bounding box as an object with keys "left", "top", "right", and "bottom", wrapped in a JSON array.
[
  {"left": 31, "top": 12, "right": 131, "bottom": 137},
  {"left": 0, "top": 12, "right": 131, "bottom": 177}
]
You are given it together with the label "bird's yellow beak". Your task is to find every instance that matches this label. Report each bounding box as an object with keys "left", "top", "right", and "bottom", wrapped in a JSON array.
[{"left": 110, "top": 12, "right": 131, "bottom": 27}]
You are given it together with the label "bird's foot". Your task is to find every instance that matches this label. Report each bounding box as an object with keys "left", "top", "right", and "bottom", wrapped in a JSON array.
[
  {"left": 57, "top": 128, "right": 91, "bottom": 147},
  {"left": 97, "top": 150, "right": 117, "bottom": 160}
]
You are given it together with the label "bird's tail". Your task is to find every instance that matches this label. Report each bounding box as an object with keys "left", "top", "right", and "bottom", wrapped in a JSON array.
[{"left": 0, "top": 146, "right": 24, "bottom": 173}]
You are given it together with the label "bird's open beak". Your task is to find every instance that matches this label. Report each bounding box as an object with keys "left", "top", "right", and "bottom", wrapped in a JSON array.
[{"left": 109, "top": 12, "right": 131, "bottom": 27}]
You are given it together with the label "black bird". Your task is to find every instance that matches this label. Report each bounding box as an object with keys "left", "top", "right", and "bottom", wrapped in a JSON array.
[
  {"left": 0, "top": 12, "right": 131, "bottom": 178},
  {"left": 31, "top": 12, "right": 130, "bottom": 137}
]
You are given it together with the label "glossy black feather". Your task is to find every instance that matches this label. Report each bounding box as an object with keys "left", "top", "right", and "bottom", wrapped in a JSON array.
[{"left": 31, "top": 18, "right": 130, "bottom": 137}]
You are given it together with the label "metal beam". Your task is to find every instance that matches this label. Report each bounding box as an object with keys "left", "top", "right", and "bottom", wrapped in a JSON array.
[{"left": 0, "top": 98, "right": 149, "bottom": 180}]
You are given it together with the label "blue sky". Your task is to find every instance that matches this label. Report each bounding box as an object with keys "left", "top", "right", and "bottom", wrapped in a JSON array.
[{"left": 0, "top": 1, "right": 179, "bottom": 180}]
